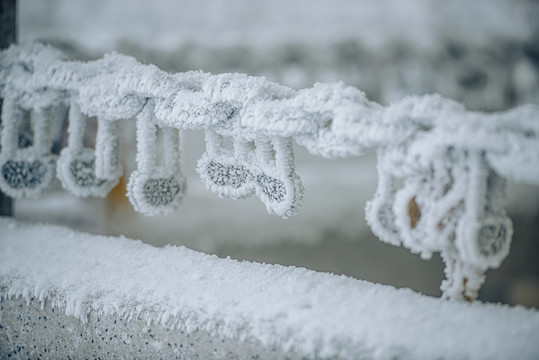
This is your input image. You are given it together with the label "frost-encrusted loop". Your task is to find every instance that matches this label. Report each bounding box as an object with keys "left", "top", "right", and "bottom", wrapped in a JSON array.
[
  {"left": 197, "top": 130, "right": 255, "bottom": 200},
  {"left": 252, "top": 138, "right": 303, "bottom": 218},
  {"left": 197, "top": 132, "right": 303, "bottom": 218},
  {"left": 57, "top": 100, "right": 122, "bottom": 198},
  {"left": 455, "top": 155, "right": 513, "bottom": 270},
  {"left": 127, "top": 101, "right": 186, "bottom": 215},
  {"left": 0, "top": 98, "right": 56, "bottom": 198},
  {"left": 367, "top": 145, "right": 513, "bottom": 300}
]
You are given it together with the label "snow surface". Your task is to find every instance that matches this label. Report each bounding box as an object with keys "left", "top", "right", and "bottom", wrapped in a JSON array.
[{"left": 1, "top": 218, "right": 539, "bottom": 359}]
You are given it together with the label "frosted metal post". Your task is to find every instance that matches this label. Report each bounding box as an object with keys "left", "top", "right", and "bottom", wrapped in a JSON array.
[{"left": 0, "top": 0, "right": 16, "bottom": 216}]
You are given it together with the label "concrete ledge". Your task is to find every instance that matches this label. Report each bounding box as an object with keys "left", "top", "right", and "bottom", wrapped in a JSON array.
[
  {"left": 1, "top": 218, "right": 539, "bottom": 359},
  {"left": 1, "top": 297, "right": 288, "bottom": 359}
]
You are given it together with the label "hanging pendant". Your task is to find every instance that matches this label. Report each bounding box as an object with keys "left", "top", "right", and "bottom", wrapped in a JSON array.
[
  {"left": 252, "top": 138, "right": 303, "bottom": 219},
  {"left": 365, "top": 162, "right": 402, "bottom": 247},
  {"left": 456, "top": 152, "right": 513, "bottom": 269},
  {"left": 197, "top": 131, "right": 303, "bottom": 219},
  {"left": 127, "top": 100, "right": 186, "bottom": 215},
  {"left": 197, "top": 130, "right": 255, "bottom": 200},
  {"left": 0, "top": 97, "right": 57, "bottom": 198},
  {"left": 57, "top": 100, "right": 122, "bottom": 197}
]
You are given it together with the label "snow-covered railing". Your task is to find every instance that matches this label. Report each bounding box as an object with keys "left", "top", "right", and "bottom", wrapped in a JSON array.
[
  {"left": 1, "top": 43, "right": 538, "bottom": 301},
  {"left": 2, "top": 219, "right": 539, "bottom": 359}
]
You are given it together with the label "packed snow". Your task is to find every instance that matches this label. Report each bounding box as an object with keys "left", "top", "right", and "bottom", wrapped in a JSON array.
[{"left": 1, "top": 218, "right": 539, "bottom": 359}]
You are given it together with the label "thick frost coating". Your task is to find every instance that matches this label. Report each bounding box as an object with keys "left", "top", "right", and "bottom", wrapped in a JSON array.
[
  {"left": 0, "top": 96, "right": 57, "bottom": 198},
  {"left": 127, "top": 100, "right": 186, "bottom": 215},
  {"left": 366, "top": 144, "right": 513, "bottom": 301},
  {"left": 197, "top": 131, "right": 303, "bottom": 218},
  {"left": 1, "top": 43, "right": 538, "bottom": 299},
  {"left": 57, "top": 100, "right": 122, "bottom": 198},
  {"left": 1, "top": 219, "right": 539, "bottom": 359}
]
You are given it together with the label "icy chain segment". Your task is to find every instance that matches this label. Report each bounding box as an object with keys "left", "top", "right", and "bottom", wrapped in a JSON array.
[
  {"left": 1, "top": 42, "right": 539, "bottom": 300},
  {"left": 197, "top": 130, "right": 304, "bottom": 218},
  {"left": 366, "top": 143, "right": 513, "bottom": 301},
  {"left": 57, "top": 100, "right": 122, "bottom": 197},
  {"left": 127, "top": 100, "right": 186, "bottom": 216},
  {"left": 0, "top": 96, "right": 57, "bottom": 198}
]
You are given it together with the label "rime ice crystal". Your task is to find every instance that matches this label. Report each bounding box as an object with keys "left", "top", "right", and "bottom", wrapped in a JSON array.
[{"left": 1, "top": 43, "right": 538, "bottom": 300}]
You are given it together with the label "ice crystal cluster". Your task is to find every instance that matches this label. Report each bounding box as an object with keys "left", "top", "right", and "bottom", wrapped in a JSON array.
[{"left": 1, "top": 43, "right": 538, "bottom": 300}]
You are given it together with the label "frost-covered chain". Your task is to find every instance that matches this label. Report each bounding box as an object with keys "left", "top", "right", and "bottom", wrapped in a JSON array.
[{"left": 1, "top": 43, "right": 538, "bottom": 301}]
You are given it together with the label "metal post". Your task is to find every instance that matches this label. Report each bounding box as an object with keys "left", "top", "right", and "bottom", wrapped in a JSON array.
[{"left": 0, "top": 0, "right": 16, "bottom": 216}]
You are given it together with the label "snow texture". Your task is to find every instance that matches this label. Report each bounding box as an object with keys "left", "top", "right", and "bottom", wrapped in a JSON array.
[
  {"left": 1, "top": 43, "right": 539, "bottom": 299},
  {"left": 1, "top": 218, "right": 539, "bottom": 359}
]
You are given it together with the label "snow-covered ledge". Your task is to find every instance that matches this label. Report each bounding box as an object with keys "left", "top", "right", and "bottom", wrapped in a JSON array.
[{"left": 1, "top": 218, "right": 538, "bottom": 359}]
